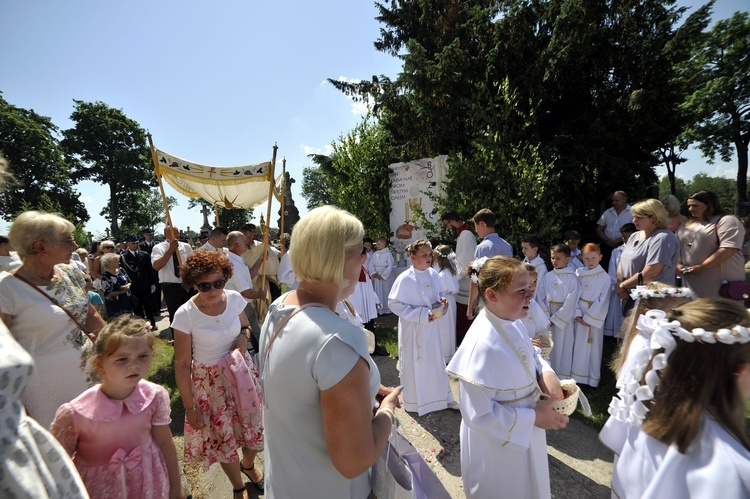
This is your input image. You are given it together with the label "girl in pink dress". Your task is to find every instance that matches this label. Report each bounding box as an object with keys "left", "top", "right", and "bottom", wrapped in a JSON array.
[{"left": 50, "top": 315, "right": 184, "bottom": 499}]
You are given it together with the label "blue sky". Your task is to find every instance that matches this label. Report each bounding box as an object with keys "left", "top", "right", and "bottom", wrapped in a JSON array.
[{"left": 0, "top": 0, "right": 745, "bottom": 238}]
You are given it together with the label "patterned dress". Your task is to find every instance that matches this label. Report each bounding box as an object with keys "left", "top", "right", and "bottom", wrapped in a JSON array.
[
  {"left": 0, "top": 321, "right": 88, "bottom": 499},
  {"left": 0, "top": 264, "right": 93, "bottom": 427}
]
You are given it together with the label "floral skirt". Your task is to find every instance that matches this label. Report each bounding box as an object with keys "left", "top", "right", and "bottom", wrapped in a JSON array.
[{"left": 184, "top": 354, "right": 264, "bottom": 471}]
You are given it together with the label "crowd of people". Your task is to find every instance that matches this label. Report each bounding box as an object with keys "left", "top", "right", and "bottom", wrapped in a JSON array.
[{"left": 1, "top": 168, "right": 749, "bottom": 498}]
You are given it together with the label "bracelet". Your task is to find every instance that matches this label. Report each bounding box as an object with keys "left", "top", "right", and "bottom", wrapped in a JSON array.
[
  {"left": 186, "top": 404, "right": 198, "bottom": 414},
  {"left": 378, "top": 407, "right": 396, "bottom": 424}
]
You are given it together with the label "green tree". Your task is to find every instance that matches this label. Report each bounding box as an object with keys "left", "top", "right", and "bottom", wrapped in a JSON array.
[
  {"left": 302, "top": 116, "right": 396, "bottom": 237},
  {"left": 107, "top": 188, "right": 179, "bottom": 237},
  {"left": 300, "top": 164, "right": 334, "bottom": 210},
  {"left": 682, "top": 11, "right": 750, "bottom": 211},
  {"left": 187, "top": 198, "right": 253, "bottom": 231},
  {"left": 0, "top": 94, "right": 88, "bottom": 223},
  {"left": 687, "top": 173, "right": 737, "bottom": 212},
  {"left": 62, "top": 100, "right": 153, "bottom": 240},
  {"left": 333, "top": 0, "right": 705, "bottom": 229}
]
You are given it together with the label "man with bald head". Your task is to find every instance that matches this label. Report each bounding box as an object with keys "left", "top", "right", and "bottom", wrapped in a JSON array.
[
  {"left": 226, "top": 231, "right": 264, "bottom": 351},
  {"left": 151, "top": 226, "right": 194, "bottom": 339},
  {"left": 596, "top": 191, "right": 631, "bottom": 248},
  {"left": 596, "top": 190, "right": 632, "bottom": 267}
]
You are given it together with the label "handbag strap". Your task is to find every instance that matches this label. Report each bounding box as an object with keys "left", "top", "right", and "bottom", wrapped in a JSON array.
[
  {"left": 484, "top": 311, "right": 547, "bottom": 400},
  {"left": 262, "top": 301, "right": 326, "bottom": 367},
  {"left": 12, "top": 271, "right": 91, "bottom": 334}
]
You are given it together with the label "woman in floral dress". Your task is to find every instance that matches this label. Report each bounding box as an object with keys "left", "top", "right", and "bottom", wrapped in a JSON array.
[{"left": 172, "top": 251, "right": 264, "bottom": 499}]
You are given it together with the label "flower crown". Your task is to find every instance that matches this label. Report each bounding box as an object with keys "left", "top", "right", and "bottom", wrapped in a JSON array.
[
  {"left": 629, "top": 286, "right": 693, "bottom": 301},
  {"left": 608, "top": 309, "right": 750, "bottom": 428},
  {"left": 469, "top": 257, "right": 489, "bottom": 284}
]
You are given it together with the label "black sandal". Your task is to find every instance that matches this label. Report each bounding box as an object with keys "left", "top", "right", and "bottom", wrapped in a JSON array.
[
  {"left": 241, "top": 463, "right": 265, "bottom": 491},
  {"left": 232, "top": 485, "right": 247, "bottom": 499}
]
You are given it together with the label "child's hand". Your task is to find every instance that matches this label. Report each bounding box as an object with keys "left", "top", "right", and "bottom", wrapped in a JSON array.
[
  {"left": 539, "top": 371, "right": 564, "bottom": 400},
  {"left": 534, "top": 397, "right": 569, "bottom": 430},
  {"left": 531, "top": 338, "right": 542, "bottom": 348}
]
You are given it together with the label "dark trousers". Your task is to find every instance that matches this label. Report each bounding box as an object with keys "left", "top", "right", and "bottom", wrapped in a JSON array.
[
  {"left": 456, "top": 303, "right": 474, "bottom": 346},
  {"left": 131, "top": 288, "right": 157, "bottom": 328},
  {"left": 162, "top": 283, "right": 193, "bottom": 339},
  {"left": 268, "top": 281, "right": 281, "bottom": 302}
]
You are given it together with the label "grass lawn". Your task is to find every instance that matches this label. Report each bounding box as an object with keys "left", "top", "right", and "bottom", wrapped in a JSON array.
[{"left": 146, "top": 337, "right": 185, "bottom": 420}]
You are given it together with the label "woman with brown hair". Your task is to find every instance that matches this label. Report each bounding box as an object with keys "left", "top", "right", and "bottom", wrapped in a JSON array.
[
  {"left": 677, "top": 190, "right": 746, "bottom": 298},
  {"left": 172, "top": 251, "right": 263, "bottom": 499},
  {"left": 603, "top": 298, "right": 750, "bottom": 498}
]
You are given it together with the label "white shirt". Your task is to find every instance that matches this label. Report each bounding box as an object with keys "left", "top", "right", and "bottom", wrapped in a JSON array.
[
  {"left": 151, "top": 240, "right": 193, "bottom": 284},
  {"left": 226, "top": 251, "right": 254, "bottom": 303},
  {"left": 597, "top": 205, "right": 633, "bottom": 241}
]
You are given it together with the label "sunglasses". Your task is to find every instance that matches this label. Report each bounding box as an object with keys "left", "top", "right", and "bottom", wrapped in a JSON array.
[{"left": 196, "top": 278, "right": 227, "bottom": 292}]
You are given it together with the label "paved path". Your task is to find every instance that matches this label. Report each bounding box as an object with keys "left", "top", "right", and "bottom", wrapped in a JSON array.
[{"left": 165, "top": 313, "right": 614, "bottom": 498}]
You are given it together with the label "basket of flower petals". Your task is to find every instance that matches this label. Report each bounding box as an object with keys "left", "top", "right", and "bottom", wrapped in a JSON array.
[
  {"left": 533, "top": 332, "right": 554, "bottom": 359},
  {"left": 430, "top": 302, "right": 446, "bottom": 319},
  {"left": 551, "top": 379, "right": 580, "bottom": 416}
]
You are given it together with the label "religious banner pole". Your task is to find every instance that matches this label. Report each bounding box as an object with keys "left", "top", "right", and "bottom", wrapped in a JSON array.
[
  {"left": 147, "top": 132, "right": 183, "bottom": 265},
  {"left": 279, "top": 158, "right": 287, "bottom": 243},
  {"left": 259, "top": 144, "right": 278, "bottom": 294}
]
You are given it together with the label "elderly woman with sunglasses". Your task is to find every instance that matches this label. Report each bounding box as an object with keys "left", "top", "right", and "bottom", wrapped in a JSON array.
[
  {"left": 173, "top": 251, "right": 264, "bottom": 499},
  {"left": 0, "top": 210, "right": 106, "bottom": 427}
]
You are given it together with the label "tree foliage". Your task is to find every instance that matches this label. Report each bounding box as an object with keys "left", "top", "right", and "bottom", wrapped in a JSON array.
[
  {"left": 681, "top": 10, "right": 750, "bottom": 209},
  {"left": 62, "top": 100, "right": 153, "bottom": 240},
  {"left": 658, "top": 172, "right": 736, "bottom": 214},
  {"left": 0, "top": 94, "right": 88, "bottom": 223},
  {"left": 104, "top": 188, "right": 179, "bottom": 238},
  {"left": 300, "top": 116, "right": 396, "bottom": 237},
  {"left": 186, "top": 197, "right": 253, "bottom": 231},
  {"left": 301, "top": 164, "right": 334, "bottom": 210},
  {"left": 330, "top": 0, "right": 714, "bottom": 236}
]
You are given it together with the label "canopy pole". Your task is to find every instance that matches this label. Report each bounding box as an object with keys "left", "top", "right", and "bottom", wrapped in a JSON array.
[
  {"left": 279, "top": 158, "right": 287, "bottom": 250},
  {"left": 259, "top": 144, "right": 278, "bottom": 294},
  {"left": 148, "top": 133, "right": 182, "bottom": 266},
  {"left": 214, "top": 204, "right": 220, "bottom": 228}
]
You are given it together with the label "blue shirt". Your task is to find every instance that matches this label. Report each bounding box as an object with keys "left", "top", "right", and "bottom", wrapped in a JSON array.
[{"left": 474, "top": 232, "right": 513, "bottom": 258}]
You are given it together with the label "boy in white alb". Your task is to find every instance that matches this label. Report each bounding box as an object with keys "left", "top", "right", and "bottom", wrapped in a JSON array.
[
  {"left": 564, "top": 230, "right": 584, "bottom": 270},
  {"left": 571, "top": 243, "right": 610, "bottom": 387},
  {"left": 536, "top": 244, "right": 580, "bottom": 377},
  {"left": 521, "top": 234, "right": 547, "bottom": 299},
  {"left": 367, "top": 236, "right": 395, "bottom": 315}
]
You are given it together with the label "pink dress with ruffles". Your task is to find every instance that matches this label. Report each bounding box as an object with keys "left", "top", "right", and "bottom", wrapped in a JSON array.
[{"left": 50, "top": 380, "right": 172, "bottom": 499}]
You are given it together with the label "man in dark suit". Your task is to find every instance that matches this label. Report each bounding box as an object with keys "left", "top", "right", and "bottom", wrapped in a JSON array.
[
  {"left": 120, "top": 235, "right": 157, "bottom": 328},
  {"left": 139, "top": 228, "right": 156, "bottom": 254},
  {"left": 138, "top": 228, "right": 161, "bottom": 318}
]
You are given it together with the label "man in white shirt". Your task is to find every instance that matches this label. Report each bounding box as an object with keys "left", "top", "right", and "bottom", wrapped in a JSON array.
[
  {"left": 596, "top": 190, "right": 632, "bottom": 267},
  {"left": 151, "top": 226, "right": 193, "bottom": 339},
  {"left": 226, "top": 231, "right": 264, "bottom": 351},
  {"left": 441, "top": 210, "right": 477, "bottom": 344},
  {"left": 197, "top": 227, "right": 228, "bottom": 253}
]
